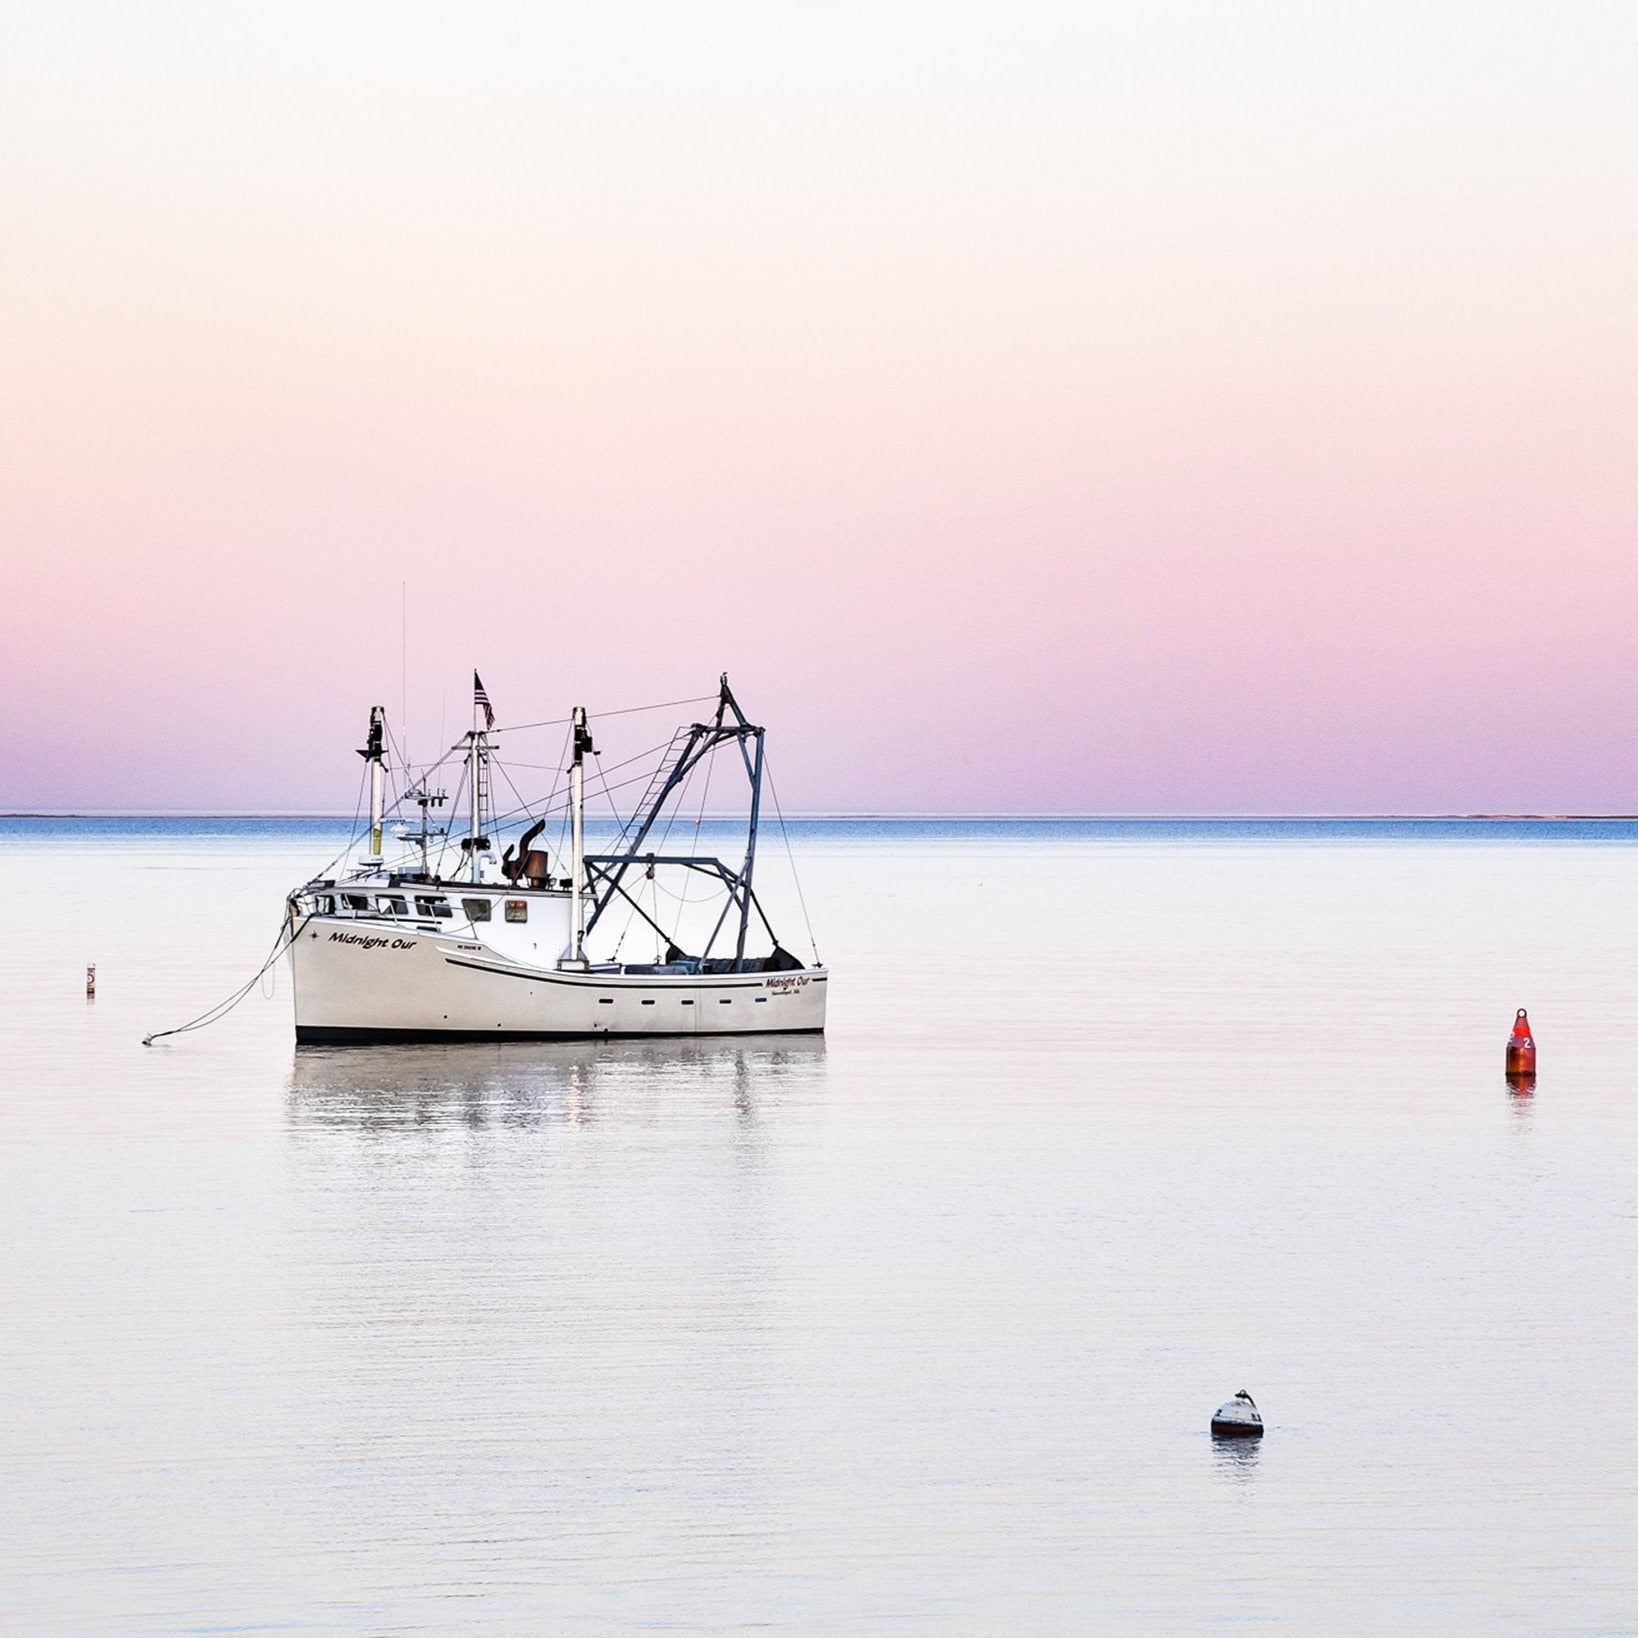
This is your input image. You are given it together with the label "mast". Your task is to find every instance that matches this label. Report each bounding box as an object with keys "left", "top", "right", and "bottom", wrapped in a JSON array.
[
  {"left": 358, "top": 706, "right": 386, "bottom": 863},
  {"left": 465, "top": 671, "right": 495, "bottom": 884},
  {"left": 466, "top": 718, "right": 488, "bottom": 884},
  {"left": 732, "top": 724, "right": 766, "bottom": 970},
  {"left": 569, "top": 705, "right": 594, "bottom": 963}
]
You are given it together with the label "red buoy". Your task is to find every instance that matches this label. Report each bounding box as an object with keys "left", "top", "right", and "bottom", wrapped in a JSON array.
[{"left": 1506, "top": 1009, "right": 1536, "bottom": 1080}]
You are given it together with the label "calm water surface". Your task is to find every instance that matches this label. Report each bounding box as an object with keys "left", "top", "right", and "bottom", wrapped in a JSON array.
[{"left": 3, "top": 819, "right": 1637, "bottom": 1633}]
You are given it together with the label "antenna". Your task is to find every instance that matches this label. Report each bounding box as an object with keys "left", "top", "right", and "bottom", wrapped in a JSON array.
[
  {"left": 400, "top": 580, "right": 408, "bottom": 765},
  {"left": 400, "top": 778, "right": 448, "bottom": 879}
]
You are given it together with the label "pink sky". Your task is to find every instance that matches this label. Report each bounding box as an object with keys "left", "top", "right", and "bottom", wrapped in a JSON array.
[{"left": 3, "top": 2, "right": 1636, "bottom": 813}]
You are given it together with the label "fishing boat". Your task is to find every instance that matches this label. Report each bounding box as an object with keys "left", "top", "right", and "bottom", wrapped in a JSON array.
[{"left": 285, "top": 676, "right": 826, "bottom": 1043}]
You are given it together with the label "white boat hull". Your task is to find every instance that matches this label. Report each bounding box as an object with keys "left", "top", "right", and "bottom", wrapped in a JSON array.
[{"left": 289, "top": 915, "right": 827, "bottom": 1043}]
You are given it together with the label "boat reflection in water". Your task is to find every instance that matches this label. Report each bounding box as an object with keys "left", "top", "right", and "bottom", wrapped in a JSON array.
[{"left": 286, "top": 1032, "right": 827, "bottom": 1132}]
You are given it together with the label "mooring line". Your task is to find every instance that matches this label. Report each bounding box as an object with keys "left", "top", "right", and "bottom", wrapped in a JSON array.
[{"left": 141, "top": 915, "right": 299, "bottom": 1047}]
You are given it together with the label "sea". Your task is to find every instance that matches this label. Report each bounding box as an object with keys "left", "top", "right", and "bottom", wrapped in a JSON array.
[{"left": 2, "top": 816, "right": 1636, "bottom": 1634}]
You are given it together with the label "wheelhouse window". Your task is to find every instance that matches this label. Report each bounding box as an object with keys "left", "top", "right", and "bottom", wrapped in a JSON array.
[
  {"left": 504, "top": 899, "right": 528, "bottom": 923},
  {"left": 462, "top": 898, "right": 492, "bottom": 922},
  {"left": 343, "top": 893, "right": 369, "bottom": 912},
  {"left": 414, "top": 896, "right": 453, "bottom": 919},
  {"left": 377, "top": 896, "right": 409, "bottom": 917},
  {"left": 316, "top": 895, "right": 335, "bottom": 915}
]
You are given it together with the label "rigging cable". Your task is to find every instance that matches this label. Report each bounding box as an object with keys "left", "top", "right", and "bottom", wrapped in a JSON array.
[
  {"left": 493, "top": 758, "right": 541, "bottom": 833},
  {"left": 322, "top": 757, "right": 375, "bottom": 885},
  {"left": 607, "top": 732, "right": 702, "bottom": 959},
  {"left": 640, "top": 731, "right": 694, "bottom": 876},
  {"left": 433, "top": 761, "right": 471, "bottom": 879},
  {"left": 546, "top": 723, "right": 571, "bottom": 865},
  {"left": 401, "top": 693, "right": 711, "bottom": 787},
  {"left": 500, "top": 734, "right": 679, "bottom": 790},
  {"left": 678, "top": 734, "right": 716, "bottom": 915},
  {"left": 479, "top": 748, "right": 681, "bottom": 836},
  {"left": 609, "top": 727, "right": 681, "bottom": 851},
  {"left": 765, "top": 751, "right": 821, "bottom": 965},
  {"left": 601, "top": 746, "right": 661, "bottom": 960},
  {"left": 492, "top": 693, "right": 715, "bottom": 737}
]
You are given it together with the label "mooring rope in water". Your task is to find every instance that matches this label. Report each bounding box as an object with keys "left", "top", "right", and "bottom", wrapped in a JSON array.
[{"left": 141, "top": 915, "right": 300, "bottom": 1047}]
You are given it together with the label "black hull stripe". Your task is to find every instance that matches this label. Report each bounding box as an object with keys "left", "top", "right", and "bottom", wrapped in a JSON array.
[{"left": 440, "top": 955, "right": 826, "bottom": 988}]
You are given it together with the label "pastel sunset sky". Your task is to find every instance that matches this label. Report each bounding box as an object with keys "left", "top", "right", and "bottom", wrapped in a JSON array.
[{"left": 3, "top": 1, "right": 1635, "bottom": 813}]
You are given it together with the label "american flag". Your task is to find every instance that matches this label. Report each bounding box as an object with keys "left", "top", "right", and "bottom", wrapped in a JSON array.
[{"left": 473, "top": 671, "right": 495, "bottom": 730}]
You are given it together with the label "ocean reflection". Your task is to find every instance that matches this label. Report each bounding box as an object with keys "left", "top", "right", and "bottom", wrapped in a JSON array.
[
  {"left": 285, "top": 1034, "right": 827, "bottom": 1131},
  {"left": 1507, "top": 1075, "right": 1536, "bottom": 1125},
  {"left": 1210, "top": 1432, "right": 1263, "bottom": 1482}
]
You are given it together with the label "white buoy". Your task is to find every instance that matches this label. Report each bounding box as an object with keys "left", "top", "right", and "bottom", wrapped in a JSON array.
[{"left": 1210, "top": 1390, "right": 1263, "bottom": 1439}]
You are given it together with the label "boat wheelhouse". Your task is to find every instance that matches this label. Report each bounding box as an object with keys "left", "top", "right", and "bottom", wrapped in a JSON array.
[{"left": 286, "top": 677, "right": 826, "bottom": 1043}]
